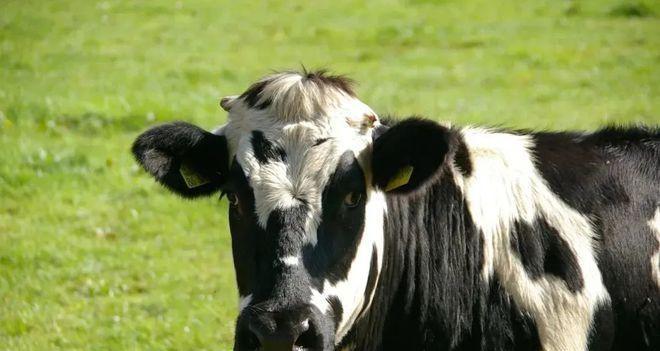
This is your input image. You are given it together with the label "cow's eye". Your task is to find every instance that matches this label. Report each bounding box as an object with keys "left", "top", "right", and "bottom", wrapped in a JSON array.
[
  {"left": 227, "top": 192, "right": 240, "bottom": 207},
  {"left": 343, "top": 192, "right": 362, "bottom": 208}
]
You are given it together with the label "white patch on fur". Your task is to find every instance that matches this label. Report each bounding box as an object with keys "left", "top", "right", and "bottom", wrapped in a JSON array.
[
  {"left": 455, "top": 128, "right": 610, "bottom": 351},
  {"left": 310, "top": 287, "right": 330, "bottom": 313},
  {"left": 238, "top": 294, "right": 253, "bottom": 313},
  {"left": 281, "top": 255, "right": 300, "bottom": 266},
  {"left": 650, "top": 207, "right": 660, "bottom": 288}
]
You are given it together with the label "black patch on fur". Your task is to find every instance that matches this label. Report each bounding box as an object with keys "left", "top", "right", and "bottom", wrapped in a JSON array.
[
  {"left": 239, "top": 79, "right": 272, "bottom": 109},
  {"left": 225, "top": 160, "right": 261, "bottom": 298},
  {"left": 267, "top": 205, "right": 310, "bottom": 259},
  {"left": 510, "top": 217, "right": 584, "bottom": 293},
  {"left": 328, "top": 296, "right": 343, "bottom": 329},
  {"left": 304, "top": 151, "right": 367, "bottom": 284},
  {"left": 132, "top": 121, "right": 228, "bottom": 197},
  {"left": 251, "top": 130, "right": 286, "bottom": 164},
  {"left": 313, "top": 137, "right": 331, "bottom": 147}
]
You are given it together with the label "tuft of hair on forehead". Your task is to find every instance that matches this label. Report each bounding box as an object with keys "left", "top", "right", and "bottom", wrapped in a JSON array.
[{"left": 238, "top": 69, "right": 357, "bottom": 122}]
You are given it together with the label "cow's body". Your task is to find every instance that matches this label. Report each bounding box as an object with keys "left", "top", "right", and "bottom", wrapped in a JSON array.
[
  {"left": 133, "top": 70, "right": 660, "bottom": 351},
  {"left": 345, "top": 125, "right": 660, "bottom": 351}
]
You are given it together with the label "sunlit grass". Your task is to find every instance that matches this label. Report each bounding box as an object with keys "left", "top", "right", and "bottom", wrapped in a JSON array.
[{"left": 1, "top": 0, "right": 658, "bottom": 349}]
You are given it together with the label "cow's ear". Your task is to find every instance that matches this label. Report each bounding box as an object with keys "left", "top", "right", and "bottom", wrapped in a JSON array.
[
  {"left": 372, "top": 118, "right": 450, "bottom": 194},
  {"left": 132, "top": 121, "right": 229, "bottom": 198}
]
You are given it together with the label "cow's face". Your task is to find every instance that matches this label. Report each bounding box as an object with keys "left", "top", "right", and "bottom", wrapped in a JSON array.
[{"left": 133, "top": 71, "right": 448, "bottom": 350}]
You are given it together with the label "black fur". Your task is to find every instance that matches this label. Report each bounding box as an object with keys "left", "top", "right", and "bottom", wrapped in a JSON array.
[
  {"left": 239, "top": 79, "right": 272, "bottom": 109},
  {"left": 131, "top": 121, "right": 228, "bottom": 197}
]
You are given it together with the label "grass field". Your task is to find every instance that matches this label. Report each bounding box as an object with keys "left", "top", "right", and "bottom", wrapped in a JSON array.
[{"left": 1, "top": 0, "right": 658, "bottom": 349}]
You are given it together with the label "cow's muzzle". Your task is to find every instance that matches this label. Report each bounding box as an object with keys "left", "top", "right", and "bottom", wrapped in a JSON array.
[{"left": 235, "top": 303, "right": 330, "bottom": 351}]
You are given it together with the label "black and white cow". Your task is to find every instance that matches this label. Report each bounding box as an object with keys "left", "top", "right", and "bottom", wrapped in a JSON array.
[{"left": 132, "top": 70, "right": 660, "bottom": 351}]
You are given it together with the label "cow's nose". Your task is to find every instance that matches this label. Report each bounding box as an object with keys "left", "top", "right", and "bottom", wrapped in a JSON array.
[{"left": 239, "top": 306, "right": 321, "bottom": 351}]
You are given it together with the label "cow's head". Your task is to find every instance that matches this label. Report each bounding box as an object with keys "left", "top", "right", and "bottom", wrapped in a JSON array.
[{"left": 132, "top": 71, "right": 448, "bottom": 350}]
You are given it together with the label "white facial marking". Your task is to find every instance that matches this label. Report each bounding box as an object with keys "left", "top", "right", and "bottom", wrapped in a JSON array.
[
  {"left": 238, "top": 294, "right": 253, "bottom": 313},
  {"left": 281, "top": 255, "right": 300, "bottom": 266},
  {"left": 455, "top": 128, "right": 610, "bottom": 351},
  {"left": 650, "top": 207, "right": 660, "bottom": 288}
]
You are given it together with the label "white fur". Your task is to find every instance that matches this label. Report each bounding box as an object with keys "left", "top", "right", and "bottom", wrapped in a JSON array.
[
  {"left": 455, "top": 128, "right": 610, "bottom": 351},
  {"left": 650, "top": 207, "right": 660, "bottom": 288},
  {"left": 281, "top": 255, "right": 300, "bottom": 266},
  {"left": 310, "top": 287, "right": 330, "bottom": 314},
  {"left": 238, "top": 294, "right": 253, "bottom": 313}
]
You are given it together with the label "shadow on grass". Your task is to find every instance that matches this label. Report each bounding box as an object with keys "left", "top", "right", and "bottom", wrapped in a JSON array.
[{"left": 609, "top": 2, "right": 654, "bottom": 18}]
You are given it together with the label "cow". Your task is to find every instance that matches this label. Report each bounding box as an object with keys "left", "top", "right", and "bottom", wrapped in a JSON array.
[{"left": 132, "top": 70, "right": 660, "bottom": 351}]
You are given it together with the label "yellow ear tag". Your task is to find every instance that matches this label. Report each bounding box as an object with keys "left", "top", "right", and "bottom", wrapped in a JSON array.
[
  {"left": 179, "top": 163, "right": 211, "bottom": 188},
  {"left": 384, "top": 165, "right": 414, "bottom": 191}
]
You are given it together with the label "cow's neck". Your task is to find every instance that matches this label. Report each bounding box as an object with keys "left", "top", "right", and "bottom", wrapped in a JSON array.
[{"left": 343, "top": 166, "right": 485, "bottom": 350}]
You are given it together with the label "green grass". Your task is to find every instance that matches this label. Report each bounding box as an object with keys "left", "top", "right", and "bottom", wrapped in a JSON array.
[{"left": 0, "top": 0, "right": 658, "bottom": 349}]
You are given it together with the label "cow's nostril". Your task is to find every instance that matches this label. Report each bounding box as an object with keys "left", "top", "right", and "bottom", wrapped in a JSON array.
[
  {"left": 239, "top": 306, "right": 323, "bottom": 350},
  {"left": 294, "top": 320, "right": 317, "bottom": 348}
]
